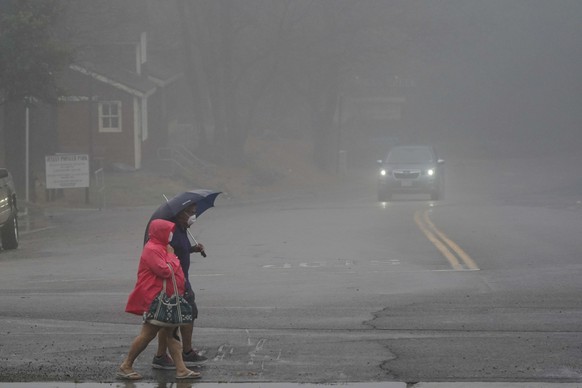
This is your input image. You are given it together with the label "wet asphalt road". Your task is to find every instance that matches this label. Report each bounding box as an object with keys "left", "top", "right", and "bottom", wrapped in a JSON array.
[{"left": 0, "top": 154, "right": 581, "bottom": 384}]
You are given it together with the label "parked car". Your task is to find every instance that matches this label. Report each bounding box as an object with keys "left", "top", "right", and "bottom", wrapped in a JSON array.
[
  {"left": 0, "top": 168, "right": 19, "bottom": 249},
  {"left": 377, "top": 145, "right": 444, "bottom": 201}
]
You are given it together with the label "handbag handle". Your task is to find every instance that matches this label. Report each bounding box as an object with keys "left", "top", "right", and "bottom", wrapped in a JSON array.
[
  {"left": 166, "top": 263, "right": 180, "bottom": 299},
  {"left": 158, "top": 263, "right": 180, "bottom": 307}
]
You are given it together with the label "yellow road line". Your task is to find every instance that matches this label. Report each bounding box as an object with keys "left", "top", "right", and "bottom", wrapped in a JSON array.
[
  {"left": 414, "top": 209, "right": 480, "bottom": 271},
  {"left": 422, "top": 209, "right": 479, "bottom": 270},
  {"left": 414, "top": 210, "right": 463, "bottom": 271}
]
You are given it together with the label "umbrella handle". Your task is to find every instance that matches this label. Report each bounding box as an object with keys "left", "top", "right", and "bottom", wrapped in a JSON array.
[{"left": 187, "top": 229, "right": 207, "bottom": 258}]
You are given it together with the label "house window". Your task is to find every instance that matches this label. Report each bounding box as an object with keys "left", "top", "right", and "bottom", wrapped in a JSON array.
[{"left": 99, "top": 101, "right": 122, "bottom": 132}]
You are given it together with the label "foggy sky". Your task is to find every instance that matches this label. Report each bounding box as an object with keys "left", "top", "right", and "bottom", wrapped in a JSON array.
[{"left": 403, "top": 0, "right": 582, "bottom": 156}]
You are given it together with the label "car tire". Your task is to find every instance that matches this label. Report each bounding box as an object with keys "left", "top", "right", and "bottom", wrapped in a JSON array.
[
  {"left": 430, "top": 188, "right": 443, "bottom": 201},
  {"left": 378, "top": 189, "right": 391, "bottom": 202},
  {"left": 377, "top": 188, "right": 385, "bottom": 201},
  {"left": 1, "top": 213, "right": 19, "bottom": 250}
]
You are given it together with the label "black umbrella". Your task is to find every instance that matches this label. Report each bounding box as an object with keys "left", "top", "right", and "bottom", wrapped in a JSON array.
[
  {"left": 162, "top": 189, "right": 221, "bottom": 219},
  {"left": 144, "top": 189, "right": 221, "bottom": 257}
]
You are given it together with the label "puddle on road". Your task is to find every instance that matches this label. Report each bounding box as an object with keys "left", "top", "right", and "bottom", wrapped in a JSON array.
[{"left": 19, "top": 214, "right": 54, "bottom": 234}]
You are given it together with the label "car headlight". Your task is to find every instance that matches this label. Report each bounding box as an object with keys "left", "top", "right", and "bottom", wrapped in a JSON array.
[{"left": 426, "top": 168, "right": 435, "bottom": 176}]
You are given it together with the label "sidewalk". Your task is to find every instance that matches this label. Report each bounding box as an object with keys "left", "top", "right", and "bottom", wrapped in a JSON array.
[
  {"left": 1, "top": 382, "right": 581, "bottom": 388},
  {"left": 18, "top": 206, "right": 55, "bottom": 236}
]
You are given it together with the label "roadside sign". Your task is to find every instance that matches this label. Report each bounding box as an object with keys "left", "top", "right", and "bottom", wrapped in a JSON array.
[{"left": 45, "top": 154, "right": 90, "bottom": 189}]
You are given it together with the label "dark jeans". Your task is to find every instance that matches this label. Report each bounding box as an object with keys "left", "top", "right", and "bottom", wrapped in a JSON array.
[{"left": 184, "top": 285, "right": 198, "bottom": 320}]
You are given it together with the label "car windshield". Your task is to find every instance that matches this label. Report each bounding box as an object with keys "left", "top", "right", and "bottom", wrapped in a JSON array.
[{"left": 386, "top": 147, "right": 434, "bottom": 164}]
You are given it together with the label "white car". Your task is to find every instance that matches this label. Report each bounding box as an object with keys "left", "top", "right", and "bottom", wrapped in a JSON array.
[{"left": 377, "top": 145, "right": 444, "bottom": 201}]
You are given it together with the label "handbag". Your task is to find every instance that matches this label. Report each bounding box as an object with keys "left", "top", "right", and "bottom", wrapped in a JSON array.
[{"left": 144, "top": 263, "right": 193, "bottom": 327}]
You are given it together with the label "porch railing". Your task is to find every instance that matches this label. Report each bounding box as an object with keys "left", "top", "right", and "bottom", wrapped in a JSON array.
[{"left": 157, "top": 144, "right": 214, "bottom": 182}]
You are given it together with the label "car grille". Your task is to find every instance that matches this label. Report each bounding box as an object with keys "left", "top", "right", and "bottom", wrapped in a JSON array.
[{"left": 393, "top": 170, "right": 420, "bottom": 179}]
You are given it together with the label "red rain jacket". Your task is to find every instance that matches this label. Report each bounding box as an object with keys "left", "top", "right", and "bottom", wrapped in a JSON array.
[{"left": 125, "top": 219, "right": 186, "bottom": 315}]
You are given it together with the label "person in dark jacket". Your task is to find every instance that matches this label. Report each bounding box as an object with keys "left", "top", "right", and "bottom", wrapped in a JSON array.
[{"left": 118, "top": 219, "right": 200, "bottom": 381}]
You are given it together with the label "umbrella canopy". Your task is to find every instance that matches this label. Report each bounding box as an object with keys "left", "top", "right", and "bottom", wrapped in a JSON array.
[
  {"left": 164, "top": 189, "right": 221, "bottom": 219},
  {"left": 144, "top": 189, "right": 221, "bottom": 244}
]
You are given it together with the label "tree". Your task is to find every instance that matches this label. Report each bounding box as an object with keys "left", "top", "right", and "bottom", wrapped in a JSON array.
[
  {"left": 0, "top": 0, "right": 71, "bottom": 193},
  {"left": 176, "top": 0, "right": 295, "bottom": 165},
  {"left": 274, "top": 0, "right": 410, "bottom": 170},
  {"left": 160, "top": 1, "right": 418, "bottom": 169}
]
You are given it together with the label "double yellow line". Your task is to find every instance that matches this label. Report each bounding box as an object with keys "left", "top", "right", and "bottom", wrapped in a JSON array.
[{"left": 414, "top": 209, "right": 479, "bottom": 271}]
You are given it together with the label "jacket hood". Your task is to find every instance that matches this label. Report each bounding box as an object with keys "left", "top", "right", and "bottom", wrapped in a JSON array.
[{"left": 147, "top": 219, "right": 175, "bottom": 245}]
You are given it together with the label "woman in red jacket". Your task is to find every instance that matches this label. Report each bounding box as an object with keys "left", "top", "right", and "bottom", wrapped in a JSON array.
[{"left": 118, "top": 219, "right": 200, "bottom": 380}]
